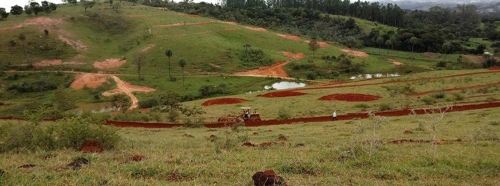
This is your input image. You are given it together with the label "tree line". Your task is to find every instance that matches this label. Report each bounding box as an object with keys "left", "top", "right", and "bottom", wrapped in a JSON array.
[{"left": 143, "top": 0, "right": 500, "bottom": 57}]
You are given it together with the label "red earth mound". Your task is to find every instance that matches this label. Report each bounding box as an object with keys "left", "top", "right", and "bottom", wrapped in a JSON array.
[
  {"left": 490, "top": 66, "right": 500, "bottom": 70},
  {"left": 319, "top": 93, "right": 381, "bottom": 102},
  {"left": 80, "top": 140, "right": 104, "bottom": 153},
  {"left": 202, "top": 98, "right": 248, "bottom": 106},
  {"left": 258, "top": 91, "right": 306, "bottom": 98}
]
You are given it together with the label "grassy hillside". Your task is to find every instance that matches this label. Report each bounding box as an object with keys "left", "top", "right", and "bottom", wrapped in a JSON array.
[{"left": 0, "top": 2, "right": 494, "bottom": 117}]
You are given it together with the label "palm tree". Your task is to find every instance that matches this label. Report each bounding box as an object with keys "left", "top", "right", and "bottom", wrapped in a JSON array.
[
  {"left": 410, "top": 37, "right": 418, "bottom": 53},
  {"left": 165, "top": 49, "right": 173, "bottom": 79},
  {"left": 178, "top": 59, "right": 186, "bottom": 86}
]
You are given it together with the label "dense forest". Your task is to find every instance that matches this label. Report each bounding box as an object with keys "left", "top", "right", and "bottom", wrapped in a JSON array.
[{"left": 143, "top": 0, "right": 500, "bottom": 61}]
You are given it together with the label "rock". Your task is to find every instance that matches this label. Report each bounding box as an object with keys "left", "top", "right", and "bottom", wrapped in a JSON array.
[
  {"left": 80, "top": 140, "right": 104, "bottom": 153},
  {"left": 67, "top": 157, "right": 90, "bottom": 170},
  {"left": 252, "top": 169, "right": 287, "bottom": 186},
  {"left": 130, "top": 155, "right": 145, "bottom": 162},
  {"left": 278, "top": 134, "right": 287, "bottom": 141},
  {"left": 18, "top": 164, "right": 36, "bottom": 169}
]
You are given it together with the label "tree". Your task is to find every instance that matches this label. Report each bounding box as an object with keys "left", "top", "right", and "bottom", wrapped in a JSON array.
[
  {"left": 111, "top": 94, "right": 131, "bottom": 112},
  {"left": 178, "top": 59, "right": 186, "bottom": 86},
  {"left": 18, "top": 33, "right": 28, "bottom": 64},
  {"left": 243, "top": 44, "right": 251, "bottom": 54},
  {"left": 24, "top": 5, "right": 33, "bottom": 16},
  {"left": 158, "top": 91, "right": 181, "bottom": 113},
  {"left": 165, "top": 49, "right": 173, "bottom": 79},
  {"left": 0, "top": 8, "right": 9, "bottom": 20},
  {"left": 63, "top": 0, "right": 78, "bottom": 5},
  {"left": 81, "top": 0, "right": 96, "bottom": 12},
  {"left": 308, "top": 37, "right": 320, "bottom": 56},
  {"left": 49, "top": 3, "right": 57, "bottom": 11},
  {"left": 385, "top": 40, "right": 392, "bottom": 56},
  {"left": 41, "top": 1, "right": 51, "bottom": 13},
  {"left": 30, "top": 2, "right": 42, "bottom": 15},
  {"left": 134, "top": 52, "right": 147, "bottom": 80},
  {"left": 10, "top": 5, "right": 23, "bottom": 16},
  {"left": 409, "top": 36, "right": 418, "bottom": 53},
  {"left": 376, "top": 36, "right": 384, "bottom": 54}
]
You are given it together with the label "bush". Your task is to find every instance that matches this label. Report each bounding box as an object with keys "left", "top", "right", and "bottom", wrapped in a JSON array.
[
  {"left": 354, "top": 103, "right": 370, "bottom": 109},
  {"left": 379, "top": 104, "right": 391, "bottom": 111},
  {"left": 277, "top": 108, "right": 291, "bottom": 120},
  {"left": 432, "top": 92, "right": 446, "bottom": 99},
  {"left": 452, "top": 93, "right": 464, "bottom": 101},
  {"left": 139, "top": 98, "right": 159, "bottom": 108},
  {"left": 421, "top": 97, "right": 436, "bottom": 105},
  {"left": 0, "top": 115, "right": 120, "bottom": 152}
]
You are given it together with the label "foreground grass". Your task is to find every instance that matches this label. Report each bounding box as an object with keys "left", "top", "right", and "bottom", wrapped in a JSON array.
[{"left": 0, "top": 108, "right": 499, "bottom": 185}]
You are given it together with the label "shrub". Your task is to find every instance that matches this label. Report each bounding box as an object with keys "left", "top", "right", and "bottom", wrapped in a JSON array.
[
  {"left": 354, "top": 103, "right": 370, "bottom": 109},
  {"left": 421, "top": 97, "right": 436, "bottom": 105},
  {"left": 432, "top": 92, "right": 446, "bottom": 99},
  {"left": 0, "top": 115, "right": 120, "bottom": 152},
  {"left": 436, "top": 61, "right": 447, "bottom": 68},
  {"left": 138, "top": 98, "right": 159, "bottom": 108},
  {"left": 452, "top": 93, "right": 464, "bottom": 101},
  {"left": 277, "top": 108, "right": 291, "bottom": 120},
  {"left": 379, "top": 104, "right": 391, "bottom": 111}
]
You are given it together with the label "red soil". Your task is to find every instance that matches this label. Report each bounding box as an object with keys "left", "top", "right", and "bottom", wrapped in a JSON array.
[
  {"left": 234, "top": 61, "right": 291, "bottom": 78},
  {"left": 245, "top": 26, "right": 267, "bottom": 32},
  {"left": 80, "top": 140, "right": 104, "bottom": 153},
  {"left": 277, "top": 34, "right": 301, "bottom": 41},
  {"left": 93, "top": 59, "right": 126, "bottom": 69},
  {"left": 278, "top": 134, "right": 287, "bottom": 141},
  {"left": 319, "top": 93, "right": 381, "bottom": 102},
  {"left": 202, "top": 98, "right": 248, "bottom": 106},
  {"left": 130, "top": 155, "right": 145, "bottom": 162},
  {"left": 304, "top": 40, "right": 330, "bottom": 48},
  {"left": 258, "top": 91, "right": 306, "bottom": 98},
  {"left": 387, "top": 58, "right": 403, "bottom": 66},
  {"left": 490, "top": 66, "right": 500, "bottom": 70},
  {"left": 387, "top": 138, "right": 462, "bottom": 144},
  {"left": 252, "top": 170, "right": 287, "bottom": 186},
  {"left": 71, "top": 73, "right": 108, "bottom": 89},
  {"left": 341, "top": 49, "right": 369, "bottom": 57}
]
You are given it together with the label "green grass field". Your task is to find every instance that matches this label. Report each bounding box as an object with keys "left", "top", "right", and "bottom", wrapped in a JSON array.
[{"left": 0, "top": 107, "right": 498, "bottom": 185}]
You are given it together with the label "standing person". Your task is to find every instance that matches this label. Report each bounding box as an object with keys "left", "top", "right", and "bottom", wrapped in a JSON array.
[{"left": 332, "top": 110, "right": 337, "bottom": 121}]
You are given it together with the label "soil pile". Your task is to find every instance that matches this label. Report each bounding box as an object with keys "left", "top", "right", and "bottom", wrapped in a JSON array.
[
  {"left": 341, "top": 49, "right": 369, "bottom": 57},
  {"left": 70, "top": 73, "right": 108, "bottom": 89},
  {"left": 93, "top": 59, "right": 126, "bottom": 69},
  {"left": 319, "top": 93, "right": 381, "bottom": 102},
  {"left": 281, "top": 52, "right": 306, "bottom": 60},
  {"left": 277, "top": 34, "right": 300, "bottom": 41},
  {"left": 202, "top": 98, "right": 248, "bottom": 106}
]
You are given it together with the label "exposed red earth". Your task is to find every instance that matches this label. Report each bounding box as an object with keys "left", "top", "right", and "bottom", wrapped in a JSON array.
[
  {"left": 319, "top": 93, "right": 381, "bottom": 102},
  {"left": 258, "top": 91, "right": 306, "bottom": 98},
  {"left": 80, "top": 140, "right": 104, "bottom": 153},
  {"left": 201, "top": 98, "right": 248, "bottom": 106},
  {"left": 3, "top": 101, "right": 499, "bottom": 129},
  {"left": 387, "top": 138, "right": 462, "bottom": 144},
  {"left": 489, "top": 66, "right": 500, "bottom": 70}
]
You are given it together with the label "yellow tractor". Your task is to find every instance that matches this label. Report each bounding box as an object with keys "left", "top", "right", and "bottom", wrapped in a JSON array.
[{"left": 218, "top": 107, "right": 261, "bottom": 123}]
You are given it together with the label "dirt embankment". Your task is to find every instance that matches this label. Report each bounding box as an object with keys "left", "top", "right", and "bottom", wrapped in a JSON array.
[
  {"left": 387, "top": 58, "right": 403, "bottom": 66},
  {"left": 93, "top": 59, "right": 127, "bottom": 69},
  {"left": 234, "top": 61, "right": 291, "bottom": 78},
  {"left": 202, "top": 98, "right": 248, "bottom": 106},
  {"left": 277, "top": 34, "right": 301, "bottom": 41},
  {"left": 71, "top": 73, "right": 109, "bottom": 89},
  {"left": 245, "top": 26, "right": 267, "bottom": 32},
  {"left": 341, "top": 49, "right": 369, "bottom": 57}
]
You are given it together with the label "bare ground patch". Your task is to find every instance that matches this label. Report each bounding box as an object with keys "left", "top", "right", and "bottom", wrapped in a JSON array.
[
  {"left": 281, "top": 52, "right": 306, "bottom": 60},
  {"left": 245, "top": 26, "right": 267, "bottom": 32},
  {"left": 219, "top": 21, "right": 237, "bottom": 25},
  {"left": 153, "top": 21, "right": 214, "bottom": 28},
  {"left": 341, "top": 49, "right": 369, "bottom": 57},
  {"left": 141, "top": 44, "right": 156, "bottom": 52},
  {"left": 71, "top": 73, "right": 109, "bottom": 89},
  {"left": 304, "top": 40, "right": 330, "bottom": 48},
  {"left": 277, "top": 34, "right": 301, "bottom": 41},
  {"left": 93, "top": 59, "right": 127, "bottom": 69},
  {"left": 387, "top": 58, "right": 403, "bottom": 66}
]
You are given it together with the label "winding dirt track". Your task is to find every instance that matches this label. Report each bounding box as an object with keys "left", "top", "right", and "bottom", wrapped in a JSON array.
[{"left": 102, "top": 76, "right": 156, "bottom": 110}]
